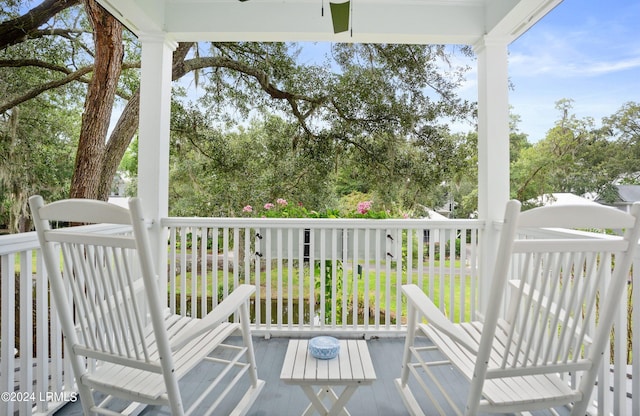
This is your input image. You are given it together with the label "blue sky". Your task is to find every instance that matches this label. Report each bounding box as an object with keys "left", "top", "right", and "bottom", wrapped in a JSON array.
[
  {"left": 506, "top": 0, "right": 640, "bottom": 141},
  {"left": 174, "top": 0, "right": 639, "bottom": 143},
  {"left": 296, "top": 0, "right": 640, "bottom": 143}
]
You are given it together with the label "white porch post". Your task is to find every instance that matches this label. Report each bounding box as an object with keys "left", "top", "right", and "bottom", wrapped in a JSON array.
[
  {"left": 137, "top": 34, "right": 176, "bottom": 297},
  {"left": 475, "top": 36, "right": 510, "bottom": 315}
]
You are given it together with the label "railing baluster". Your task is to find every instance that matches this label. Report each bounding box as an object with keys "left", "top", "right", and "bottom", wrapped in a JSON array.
[
  {"left": 352, "top": 228, "right": 359, "bottom": 330},
  {"left": 35, "top": 252, "right": 49, "bottom": 413},
  {"left": 265, "top": 229, "right": 272, "bottom": 331},
  {"left": 318, "top": 228, "right": 326, "bottom": 329},
  {"left": 190, "top": 230, "right": 197, "bottom": 318},
  {"left": 385, "top": 230, "right": 391, "bottom": 330},
  {"left": 169, "top": 227, "right": 177, "bottom": 313},
  {"left": 342, "top": 229, "right": 349, "bottom": 330},
  {"left": 438, "top": 228, "right": 446, "bottom": 315},
  {"left": 1, "top": 253, "right": 16, "bottom": 416},
  {"left": 459, "top": 228, "right": 467, "bottom": 322},
  {"left": 200, "top": 227, "right": 207, "bottom": 318},
  {"left": 212, "top": 227, "right": 219, "bottom": 308},
  {"left": 222, "top": 227, "right": 230, "bottom": 300},
  {"left": 298, "top": 228, "right": 304, "bottom": 330},
  {"left": 395, "top": 228, "right": 403, "bottom": 330},
  {"left": 233, "top": 227, "right": 240, "bottom": 296},
  {"left": 308, "top": 228, "right": 316, "bottom": 329},
  {"left": 363, "top": 228, "right": 370, "bottom": 331},
  {"left": 470, "top": 227, "right": 478, "bottom": 321},
  {"left": 449, "top": 229, "right": 455, "bottom": 322},
  {"left": 50, "top": 278, "right": 62, "bottom": 401},
  {"left": 614, "top": 279, "right": 628, "bottom": 416},
  {"left": 429, "top": 231, "right": 436, "bottom": 300},
  {"left": 179, "top": 227, "right": 187, "bottom": 315},
  {"left": 254, "top": 229, "right": 261, "bottom": 330},
  {"left": 20, "top": 251, "right": 33, "bottom": 416},
  {"left": 287, "top": 228, "right": 293, "bottom": 330},
  {"left": 276, "top": 228, "right": 283, "bottom": 329},
  {"left": 244, "top": 227, "right": 251, "bottom": 286},
  {"left": 406, "top": 228, "right": 413, "bottom": 286},
  {"left": 417, "top": 227, "right": 424, "bottom": 289}
]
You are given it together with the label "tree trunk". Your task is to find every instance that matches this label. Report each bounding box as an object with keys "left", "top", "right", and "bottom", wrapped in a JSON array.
[
  {"left": 69, "top": 0, "right": 123, "bottom": 200},
  {"left": 94, "top": 42, "right": 195, "bottom": 201},
  {"left": 96, "top": 91, "right": 140, "bottom": 200}
]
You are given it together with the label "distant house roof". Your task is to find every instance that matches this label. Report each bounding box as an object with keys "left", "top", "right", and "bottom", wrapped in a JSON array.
[
  {"left": 611, "top": 185, "right": 640, "bottom": 203},
  {"left": 425, "top": 209, "right": 449, "bottom": 220},
  {"left": 417, "top": 205, "right": 449, "bottom": 220},
  {"left": 596, "top": 184, "right": 640, "bottom": 207}
]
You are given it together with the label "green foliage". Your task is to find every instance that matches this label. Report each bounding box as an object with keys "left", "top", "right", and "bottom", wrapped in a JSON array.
[
  {"left": 174, "top": 42, "right": 477, "bottom": 216},
  {"left": 0, "top": 99, "right": 78, "bottom": 231},
  {"left": 315, "top": 260, "right": 344, "bottom": 324},
  {"left": 240, "top": 193, "right": 403, "bottom": 219},
  {"left": 510, "top": 99, "right": 640, "bottom": 205},
  {"left": 3, "top": 0, "right": 640, "bottom": 227}
]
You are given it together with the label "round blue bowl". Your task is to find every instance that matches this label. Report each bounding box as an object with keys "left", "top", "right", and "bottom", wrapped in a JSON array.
[{"left": 309, "top": 336, "right": 340, "bottom": 360}]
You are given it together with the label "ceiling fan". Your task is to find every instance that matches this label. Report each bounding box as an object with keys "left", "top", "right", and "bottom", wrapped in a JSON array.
[{"left": 238, "top": 0, "right": 352, "bottom": 34}]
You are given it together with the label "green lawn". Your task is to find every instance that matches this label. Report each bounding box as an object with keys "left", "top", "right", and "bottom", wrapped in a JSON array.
[{"left": 170, "top": 261, "right": 475, "bottom": 324}]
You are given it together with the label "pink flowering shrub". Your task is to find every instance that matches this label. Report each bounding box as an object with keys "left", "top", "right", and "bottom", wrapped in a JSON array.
[
  {"left": 241, "top": 198, "right": 337, "bottom": 218},
  {"left": 241, "top": 196, "right": 398, "bottom": 219},
  {"left": 356, "top": 200, "right": 373, "bottom": 215}
]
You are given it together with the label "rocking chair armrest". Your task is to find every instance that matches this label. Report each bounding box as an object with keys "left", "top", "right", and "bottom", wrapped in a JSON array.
[
  {"left": 402, "top": 284, "right": 477, "bottom": 353},
  {"left": 170, "top": 284, "right": 256, "bottom": 351}
]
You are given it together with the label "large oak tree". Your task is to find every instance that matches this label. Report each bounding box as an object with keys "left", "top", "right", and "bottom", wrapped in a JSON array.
[{"left": 1, "top": 0, "right": 476, "bottom": 228}]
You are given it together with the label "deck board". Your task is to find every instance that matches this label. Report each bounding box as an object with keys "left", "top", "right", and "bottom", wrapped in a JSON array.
[{"left": 54, "top": 336, "right": 568, "bottom": 416}]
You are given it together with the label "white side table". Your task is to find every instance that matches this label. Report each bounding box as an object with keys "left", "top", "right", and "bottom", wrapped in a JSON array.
[{"left": 280, "top": 339, "right": 377, "bottom": 416}]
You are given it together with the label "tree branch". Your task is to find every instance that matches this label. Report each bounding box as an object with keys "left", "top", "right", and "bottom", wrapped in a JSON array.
[
  {"left": 0, "top": 65, "right": 93, "bottom": 114},
  {"left": 0, "top": 0, "right": 81, "bottom": 50},
  {"left": 177, "top": 54, "right": 328, "bottom": 134},
  {"left": 0, "top": 58, "right": 71, "bottom": 73},
  {"left": 0, "top": 61, "right": 140, "bottom": 113}
]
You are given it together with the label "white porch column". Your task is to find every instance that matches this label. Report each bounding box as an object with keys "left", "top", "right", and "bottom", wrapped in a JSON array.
[
  {"left": 475, "top": 36, "right": 510, "bottom": 315},
  {"left": 137, "top": 34, "right": 176, "bottom": 295}
]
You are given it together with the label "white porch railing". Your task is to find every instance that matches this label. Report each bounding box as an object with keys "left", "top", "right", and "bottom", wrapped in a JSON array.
[
  {"left": 1, "top": 231, "right": 73, "bottom": 416},
  {"left": 162, "top": 217, "right": 482, "bottom": 336},
  {"left": 1, "top": 217, "right": 638, "bottom": 415}
]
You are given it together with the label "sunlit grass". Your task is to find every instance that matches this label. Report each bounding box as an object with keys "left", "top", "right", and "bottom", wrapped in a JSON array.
[{"left": 171, "top": 262, "right": 474, "bottom": 323}]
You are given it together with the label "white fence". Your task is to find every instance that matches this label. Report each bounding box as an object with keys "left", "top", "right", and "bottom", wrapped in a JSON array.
[{"left": 1, "top": 218, "right": 638, "bottom": 415}]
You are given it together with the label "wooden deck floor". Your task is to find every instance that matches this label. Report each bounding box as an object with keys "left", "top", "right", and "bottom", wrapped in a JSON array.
[{"left": 54, "top": 336, "right": 568, "bottom": 416}]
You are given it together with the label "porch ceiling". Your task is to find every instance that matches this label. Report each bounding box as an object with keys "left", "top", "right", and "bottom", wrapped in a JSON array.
[{"left": 96, "top": 0, "right": 562, "bottom": 45}]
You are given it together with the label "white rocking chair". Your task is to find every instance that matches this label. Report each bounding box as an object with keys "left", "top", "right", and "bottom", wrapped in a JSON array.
[
  {"left": 30, "top": 195, "right": 265, "bottom": 415},
  {"left": 396, "top": 200, "right": 640, "bottom": 416}
]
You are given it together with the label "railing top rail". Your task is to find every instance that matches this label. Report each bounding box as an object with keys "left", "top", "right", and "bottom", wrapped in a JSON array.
[
  {"left": 0, "top": 224, "right": 131, "bottom": 256},
  {"left": 162, "top": 216, "right": 485, "bottom": 229},
  {"left": 0, "top": 230, "right": 39, "bottom": 256},
  {"left": 0, "top": 218, "right": 481, "bottom": 257}
]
